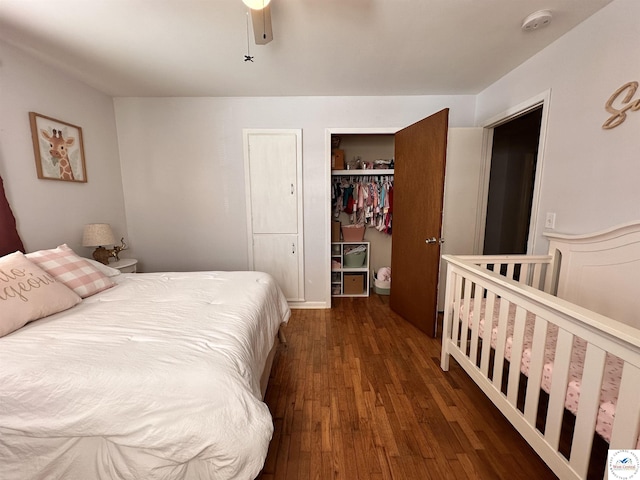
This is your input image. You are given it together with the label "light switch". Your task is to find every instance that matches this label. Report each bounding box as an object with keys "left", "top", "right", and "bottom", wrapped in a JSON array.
[{"left": 545, "top": 212, "right": 556, "bottom": 229}]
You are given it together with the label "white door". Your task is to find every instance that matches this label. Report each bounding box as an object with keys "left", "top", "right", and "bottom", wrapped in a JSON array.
[
  {"left": 437, "top": 127, "right": 484, "bottom": 312},
  {"left": 247, "top": 133, "right": 299, "bottom": 234},
  {"left": 244, "top": 129, "right": 304, "bottom": 302},
  {"left": 253, "top": 234, "right": 300, "bottom": 299}
]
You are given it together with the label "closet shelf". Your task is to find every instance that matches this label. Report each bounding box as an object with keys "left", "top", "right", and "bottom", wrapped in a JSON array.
[
  {"left": 331, "top": 242, "right": 370, "bottom": 297},
  {"left": 331, "top": 169, "right": 394, "bottom": 176}
]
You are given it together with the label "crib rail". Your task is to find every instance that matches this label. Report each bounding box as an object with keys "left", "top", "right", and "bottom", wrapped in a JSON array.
[
  {"left": 440, "top": 254, "right": 640, "bottom": 480},
  {"left": 450, "top": 254, "right": 556, "bottom": 292}
]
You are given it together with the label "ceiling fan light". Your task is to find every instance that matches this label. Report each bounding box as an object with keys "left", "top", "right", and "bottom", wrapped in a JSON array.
[{"left": 243, "top": 0, "right": 271, "bottom": 10}]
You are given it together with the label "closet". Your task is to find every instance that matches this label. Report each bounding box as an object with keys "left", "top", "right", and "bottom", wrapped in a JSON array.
[
  {"left": 330, "top": 133, "right": 395, "bottom": 297},
  {"left": 244, "top": 129, "right": 304, "bottom": 302}
]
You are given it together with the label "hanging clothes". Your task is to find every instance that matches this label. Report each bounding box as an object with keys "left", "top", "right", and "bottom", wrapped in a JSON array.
[{"left": 331, "top": 175, "right": 393, "bottom": 235}]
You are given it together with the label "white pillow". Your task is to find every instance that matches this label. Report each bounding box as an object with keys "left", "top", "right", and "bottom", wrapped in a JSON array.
[
  {"left": 83, "top": 258, "right": 121, "bottom": 277},
  {"left": 0, "top": 251, "right": 81, "bottom": 337}
]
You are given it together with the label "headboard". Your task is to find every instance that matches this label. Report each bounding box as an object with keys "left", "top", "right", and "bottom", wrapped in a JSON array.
[
  {"left": 0, "top": 175, "right": 25, "bottom": 256},
  {"left": 544, "top": 221, "right": 640, "bottom": 330}
]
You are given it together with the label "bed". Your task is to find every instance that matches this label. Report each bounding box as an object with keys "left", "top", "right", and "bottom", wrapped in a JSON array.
[
  {"left": 440, "top": 221, "right": 640, "bottom": 480},
  {"left": 0, "top": 246, "right": 290, "bottom": 480}
]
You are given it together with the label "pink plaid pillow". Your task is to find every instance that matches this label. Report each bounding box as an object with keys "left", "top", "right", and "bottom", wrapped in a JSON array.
[{"left": 27, "top": 244, "right": 115, "bottom": 298}]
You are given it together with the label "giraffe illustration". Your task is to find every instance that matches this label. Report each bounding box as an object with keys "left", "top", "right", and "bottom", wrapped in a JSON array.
[{"left": 40, "top": 128, "right": 75, "bottom": 181}]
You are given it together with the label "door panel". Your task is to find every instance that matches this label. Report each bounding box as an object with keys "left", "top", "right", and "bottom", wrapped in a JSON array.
[
  {"left": 247, "top": 133, "right": 298, "bottom": 234},
  {"left": 253, "top": 234, "right": 300, "bottom": 300},
  {"left": 438, "top": 128, "right": 484, "bottom": 311},
  {"left": 390, "top": 109, "right": 449, "bottom": 336}
]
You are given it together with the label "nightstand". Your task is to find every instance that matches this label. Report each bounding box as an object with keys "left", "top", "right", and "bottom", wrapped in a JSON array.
[{"left": 109, "top": 258, "right": 138, "bottom": 273}]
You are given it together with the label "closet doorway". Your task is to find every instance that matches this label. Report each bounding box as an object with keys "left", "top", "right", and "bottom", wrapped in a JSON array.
[{"left": 327, "top": 109, "right": 449, "bottom": 337}]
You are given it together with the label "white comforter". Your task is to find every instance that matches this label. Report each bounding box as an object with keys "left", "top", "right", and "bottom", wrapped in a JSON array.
[{"left": 0, "top": 271, "right": 290, "bottom": 480}]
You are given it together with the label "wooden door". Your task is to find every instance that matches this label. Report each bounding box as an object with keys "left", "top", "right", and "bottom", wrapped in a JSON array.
[{"left": 390, "top": 109, "right": 449, "bottom": 336}]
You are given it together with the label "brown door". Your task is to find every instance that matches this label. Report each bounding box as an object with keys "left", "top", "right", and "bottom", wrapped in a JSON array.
[{"left": 390, "top": 109, "right": 449, "bottom": 337}]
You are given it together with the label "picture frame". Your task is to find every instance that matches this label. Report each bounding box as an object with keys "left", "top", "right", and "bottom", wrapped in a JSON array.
[{"left": 29, "top": 112, "right": 87, "bottom": 183}]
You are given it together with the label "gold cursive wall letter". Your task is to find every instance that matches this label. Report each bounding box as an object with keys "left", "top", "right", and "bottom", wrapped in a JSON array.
[{"left": 603, "top": 81, "right": 640, "bottom": 129}]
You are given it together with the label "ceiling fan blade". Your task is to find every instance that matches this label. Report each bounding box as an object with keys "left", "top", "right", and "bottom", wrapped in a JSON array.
[{"left": 250, "top": 4, "right": 273, "bottom": 45}]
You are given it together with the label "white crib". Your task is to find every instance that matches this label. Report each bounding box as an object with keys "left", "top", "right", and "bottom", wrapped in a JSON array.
[{"left": 440, "top": 221, "right": 640, "bottom": 480}]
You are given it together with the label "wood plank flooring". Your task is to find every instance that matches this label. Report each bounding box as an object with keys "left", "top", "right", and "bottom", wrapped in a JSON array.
[{"left": 258, "top": 295, "right": 557, "bottom": 480}]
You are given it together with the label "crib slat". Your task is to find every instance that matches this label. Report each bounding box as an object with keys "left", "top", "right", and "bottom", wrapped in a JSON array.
[
  {"left": 468, "top": 284, "right": 484, "bottom": 365},
  {"left": 440, "top": 267, "right": 457, "bottom": 371},
  {"left": 452, "top": 273, "right": 464, "bottom": 342},
  {"left": 523, "top": 316, "right": 549, "bottom": 426},
  {"left": 609, "top": 362, "right": 640, "bottom": 449},
  {"left": 492, "top": 298, "right": 511, "bottom": 390},
  {"left": 570, "top": 344, "right": 607, "bottom": 479},
  {"left": 506, "top": 306, "right": 527, "bottom": 407},
  {"left": 544, "top": 328, "right": 574, "bottom": 450},
  {"left": 520, "top": 262, "right": 531, "bottom": 286},
  {"left": 532, "top": 263, "right": 543, "bottom": 290},
  {"left": 506, "top": 263, "right": 515, "bottom": 281},
  {"left": 479, "top": 292, "right": 496, "bottom": 378},
  {"left": 460, "top": 277, "right": 473, "bottom": 354}
]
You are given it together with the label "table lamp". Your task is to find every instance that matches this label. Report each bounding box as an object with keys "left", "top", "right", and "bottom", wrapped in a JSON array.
[{"left": 82, "top": 223, "right": 118, "bottom": 264}]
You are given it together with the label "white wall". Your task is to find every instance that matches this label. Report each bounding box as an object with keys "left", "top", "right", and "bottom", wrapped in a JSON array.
[
  {"left": 0, "top": 40, "right": 128, "bottom": 256},
  {"left": 114, "top": 96, "right": 477, "bottom": 303},
  {"left": 475, "top": 0, "right": 640, "bottom": 253},
  {"left": 8, "top": 0, "right": 634, "bottom": 304}
]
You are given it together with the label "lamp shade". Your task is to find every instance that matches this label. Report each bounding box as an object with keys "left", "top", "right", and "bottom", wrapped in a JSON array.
[
  {"left": 243, "top": 0, "right": 270, "bottom": 9},
  {"left": 82, "top": 223, "right": 116, "bottom": 247}
]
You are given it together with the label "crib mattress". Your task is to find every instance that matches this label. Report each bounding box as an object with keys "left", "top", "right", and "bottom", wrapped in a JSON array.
[{"left": 462, "top": 298, "right": 634, "bottom": 447}]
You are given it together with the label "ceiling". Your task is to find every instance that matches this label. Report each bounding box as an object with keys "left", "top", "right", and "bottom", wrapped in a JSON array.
[{"left": 0, "top": 0, "right": 613, "bottom": 98}]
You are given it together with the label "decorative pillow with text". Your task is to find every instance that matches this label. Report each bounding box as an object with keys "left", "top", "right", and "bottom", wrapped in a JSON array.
[
  {"left": 0, "top": 251, "right": 81, "bottom": 337},
  {"left": 26, "top": 244, "right": 115, "bottom": 298}
]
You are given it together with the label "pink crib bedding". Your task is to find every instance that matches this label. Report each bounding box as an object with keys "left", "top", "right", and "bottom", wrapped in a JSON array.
[{"left": 462, "top": 298, "right": 636, "bottom": 448}]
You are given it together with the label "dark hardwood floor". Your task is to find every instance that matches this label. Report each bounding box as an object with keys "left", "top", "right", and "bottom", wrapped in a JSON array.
[{"left": 258, "top": 294, "right": 557, "bottom": 480}]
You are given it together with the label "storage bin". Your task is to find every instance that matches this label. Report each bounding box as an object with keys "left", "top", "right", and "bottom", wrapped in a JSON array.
[
  {"left": 373, "top": 284, "right": 390, "bottom": 295},
  {"left": 373, "top": 277, "right": 391, "bottom": 295},
  {"left": 344, "top": 251, "right": 366, "bottom": 267},
  {"left": 343, "top": 273, "right": 364, "bottom": 295},
  {"left": 342, "top": 224, "right": 365, "bottom": 242},
  {"left": 372, "top": 270, "right": 391, "bottom": 295}
]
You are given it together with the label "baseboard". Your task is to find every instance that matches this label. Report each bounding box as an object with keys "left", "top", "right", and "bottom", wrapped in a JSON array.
[{"left": 288, "top": 301, "right": 329, "bottom": 309}]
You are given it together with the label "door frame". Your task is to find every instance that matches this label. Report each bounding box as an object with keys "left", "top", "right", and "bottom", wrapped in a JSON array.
[
  {"left": 474, "top": 90, "right": 551, "bottom": 255},
  {"left": 325, "top": 127, "right": 400, "bottom": 307}
]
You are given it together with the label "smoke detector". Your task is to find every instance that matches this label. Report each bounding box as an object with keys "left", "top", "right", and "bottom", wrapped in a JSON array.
[{"left": 522, "top": 10, "right": 552, "bottom": 31}]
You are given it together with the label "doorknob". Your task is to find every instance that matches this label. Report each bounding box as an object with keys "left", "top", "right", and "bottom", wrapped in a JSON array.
[{"left": 425, "top": 237, "right": 445, "bottom": 245}]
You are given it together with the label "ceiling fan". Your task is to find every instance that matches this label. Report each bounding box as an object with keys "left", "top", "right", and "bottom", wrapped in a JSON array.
[{"left": 243, "top": 0, "right": 273, "bottom": 45}]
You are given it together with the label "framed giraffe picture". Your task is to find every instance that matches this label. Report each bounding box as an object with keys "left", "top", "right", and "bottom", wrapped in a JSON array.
[{"left": 29, "top": 112, "right": 87, "bottom": 183}]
